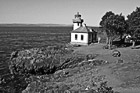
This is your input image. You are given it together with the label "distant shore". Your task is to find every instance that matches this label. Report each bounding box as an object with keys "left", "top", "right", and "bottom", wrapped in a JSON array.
[{"left": 0, "top": 24, "right": 73, "bottom": 27}]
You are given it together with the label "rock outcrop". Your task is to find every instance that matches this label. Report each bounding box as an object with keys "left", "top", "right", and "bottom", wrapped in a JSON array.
[
  {"left": 6, "top": 45, "right": 117, "bottom": 93},
  {"left": 9, "top": 46, "right": 76, "bottom": 75}
]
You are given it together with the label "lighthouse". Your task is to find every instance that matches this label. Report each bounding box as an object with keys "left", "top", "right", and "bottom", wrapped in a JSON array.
[
  {"left": 70, "top": 12, "right": 97, "bottom": 45},
  {"left": 72, "top": 12, "right": 84, "bottom": 30}
]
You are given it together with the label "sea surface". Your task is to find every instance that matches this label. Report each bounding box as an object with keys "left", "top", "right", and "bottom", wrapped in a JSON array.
[{"left": 0, "top": 26, "right": 72, "bottom": 76}]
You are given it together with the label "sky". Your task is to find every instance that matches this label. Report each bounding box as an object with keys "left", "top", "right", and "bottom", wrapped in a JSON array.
[{"left": 0, "top": 0, "right": 140, "bottom": 26}]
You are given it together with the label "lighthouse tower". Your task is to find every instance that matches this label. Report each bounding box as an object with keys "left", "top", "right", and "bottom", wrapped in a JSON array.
[
  {"left": 73, "top": 12, "right": 84, "bottom": 30},
  {"left": 70, "top": 12, "right": 97, "bottom": 45}
]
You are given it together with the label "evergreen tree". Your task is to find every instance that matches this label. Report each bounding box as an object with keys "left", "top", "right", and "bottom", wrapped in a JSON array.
[
  {"left": 127, "top": 7, "right": 140, "bottom": 47},
  {"left": 100, "top": 11, "right": 127, "bottom": 49}
]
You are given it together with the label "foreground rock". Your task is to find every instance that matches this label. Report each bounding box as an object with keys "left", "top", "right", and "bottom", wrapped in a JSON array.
[{"left": 5, "top": 45, "right": 119, "bottom": 93}]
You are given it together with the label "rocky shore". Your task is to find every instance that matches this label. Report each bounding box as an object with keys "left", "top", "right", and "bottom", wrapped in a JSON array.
[{"left": 0, "top": 45, "right": 118, "bottom": 93}]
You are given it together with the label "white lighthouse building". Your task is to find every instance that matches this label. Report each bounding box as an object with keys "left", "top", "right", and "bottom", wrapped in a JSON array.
[
  {"left": 73, "top": 12, "right": 84, "bottom": 30},
  {"left": 70, "top": 12, "right": 97, "bottom": 45}
]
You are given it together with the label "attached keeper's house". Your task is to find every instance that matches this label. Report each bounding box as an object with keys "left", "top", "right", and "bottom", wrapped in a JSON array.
[{"left": 70, "top": 12, "right": 97, "bottom": 45}]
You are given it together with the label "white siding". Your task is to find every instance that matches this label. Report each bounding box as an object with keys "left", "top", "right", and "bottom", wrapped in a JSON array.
[
  {"left": 71, "top": 33, "right": 89, "bottom": 45},
  {"left": 73, "top": 23, "right": 82, "bottom": 30}
]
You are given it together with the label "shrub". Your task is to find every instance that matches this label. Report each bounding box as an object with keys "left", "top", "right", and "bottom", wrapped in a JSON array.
[
  {"left": 9, "top": 46, "right": 74, "bottom": 75},
  {"left": 97, "top": 81, "right": 114, "bottom": 93}
]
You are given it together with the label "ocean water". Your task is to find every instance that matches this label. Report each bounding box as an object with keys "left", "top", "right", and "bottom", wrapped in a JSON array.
[{"left": 0, "top": 26, "right": 72, "bottom": 76}]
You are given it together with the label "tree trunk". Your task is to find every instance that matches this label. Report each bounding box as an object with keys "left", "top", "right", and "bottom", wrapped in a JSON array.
[
  {"left": 110, "top": 37, "right": 113, "bottom": 49},
  {"left": 132, "top": 40, "right": 135, "bottom": 47},
  {"left": 120, "top": 34, "right": 125, "bottom": 43},
  {"left": 106, "top": 37, "right": 109, "bottom": 45},
  {"left": 110, "top": 37, "right": 113, "bottom": 46},
  {"left": 108, "top": 37, "right": 111, "bottom": 49}
]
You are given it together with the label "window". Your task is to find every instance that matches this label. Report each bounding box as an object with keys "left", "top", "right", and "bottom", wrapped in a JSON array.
[
  {"left": 81, "top": 35, "right": 84, "bottom": 40},
  {"left": 75, "top": 34, "right": 78, "bottom": 40}
]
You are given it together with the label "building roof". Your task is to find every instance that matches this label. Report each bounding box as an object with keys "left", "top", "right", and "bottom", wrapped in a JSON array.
[
  {"left": 72, "top": 26, "right": 96, "bottom": 33},
  {"left": 73, "top": 18, "right": 84, "bottom": 23}
]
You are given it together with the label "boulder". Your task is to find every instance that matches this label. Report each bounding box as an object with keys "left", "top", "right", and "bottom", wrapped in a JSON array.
[{"left": 112, "top": 50, "right": 121, "bottom": 57}]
